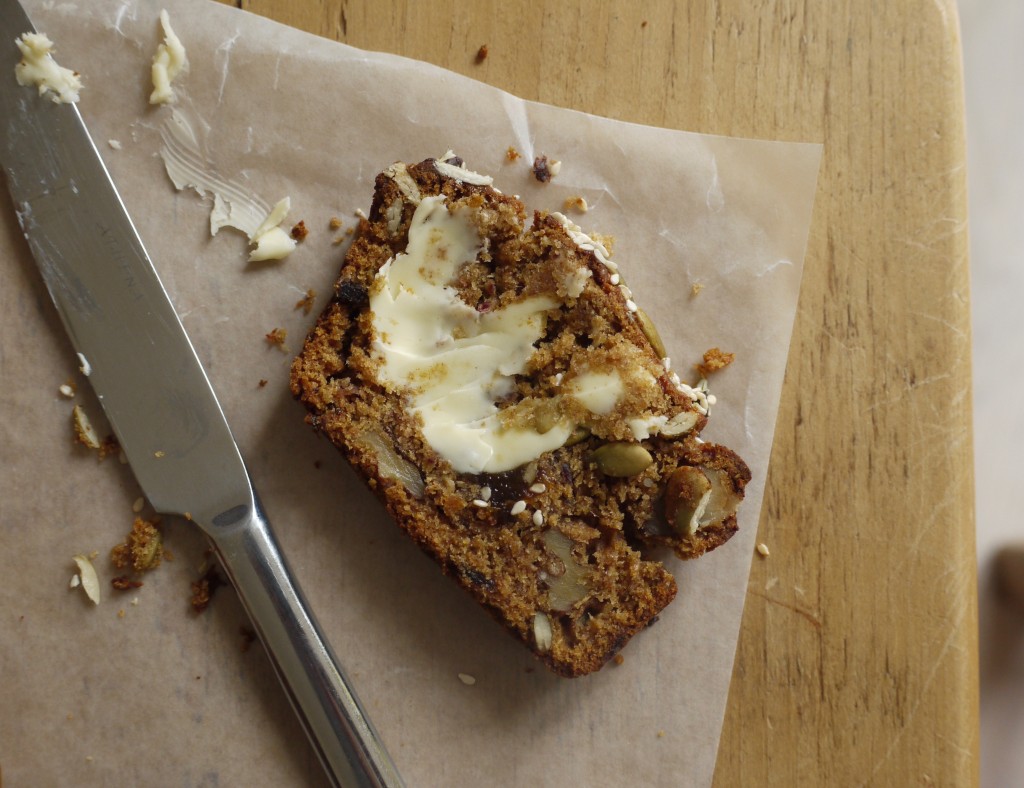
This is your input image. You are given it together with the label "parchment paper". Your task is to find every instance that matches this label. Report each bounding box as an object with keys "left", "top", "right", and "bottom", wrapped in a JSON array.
[{"left": 0, "top": 1, "right": 821, "bottom": 785}]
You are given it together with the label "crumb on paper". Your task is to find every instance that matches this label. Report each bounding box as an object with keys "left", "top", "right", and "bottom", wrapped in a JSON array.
[
  {"left": 131, "top": 596, "right": 140, "bottom": 606},
  {"left": 111, "top": 575, "right": 144, "bottom": 591},
  {"left": 642, "top": 20, "right": 649, "bottom": 28},
  {"left": 149, "top": 9, "right": 188, "bottom": 105},
  {"left": 71, "top": 555, "right": 101, "bottom": 605},
  {"left": 329, "top": 216, "right": 343, "bottom": 230},
  {"left": 691, "top": 282, "right": 704, "bottom": 297},
  {"left": 505, "top": 145, "right": 521, "bottom": 162},
  {"left": 72, "top": 405, "right": 101, "bottom": 450},
  {"left": 613, "top": 654, "right": 624, "bottom": 666},
  {"left": 290, "top": 220, "right": 309, "bottom": 241},
  {"left": 240, "top": 626, "right": 257, "bottom": 652},
  {"left": 14, "top": 32, "right": 82, "bottom": 104},
  {"left": 153, "top": 450, "right": 166, "bottom": 458},
  {"left": 532, "top": 155, "right": 560, "bottom": 183},
  {"left": 258, "top": 379, "right": 268, "bottom": 388},
  {"left": 295, "top": 288, "right": 316, "bottom": 315},
  {"left": 474, "top": 44, "right": 488, "bottom": 63},
  {"left": 77, "top": 352, "right": 91, "bottom": 376},
  {"left": 108, "top": 139, "right": 122, "bottom": 150},
  {"left": 132, "top": 496, "right": 145, "bottom": 513},
  {"left": 117, "top": 608, "right": 126, "bottom": 619},
  {"left": 756, "top": 543, "right": 770, "bottom": 557},
  {"left": 457, "top": 673, "right": 476, "bottom": 685},
  {"left": 58, "top": 382, "right": 75, "bottom": 398},
  {"left": 190, "top": 564, "right": 225, "bottom": 613},
  {"left": 563, "top": 195, "right": 588, "bottom": 214},
  {"left": 110, "top": 517, "right": 164, "bottom": 573},
  {"left": 657, "top": 729, "right": 665, "bottom": 738},
  {"left": 265, "top": 327, "right": 287, "bottom": 349},
  {"left": 696, "top": 347, "right": 735, "bottom": 377}
]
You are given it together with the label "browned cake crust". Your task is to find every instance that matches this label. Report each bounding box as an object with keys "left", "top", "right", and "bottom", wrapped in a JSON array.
[{"left": 290, "top": 157, "right": 750, "bottom": 676}]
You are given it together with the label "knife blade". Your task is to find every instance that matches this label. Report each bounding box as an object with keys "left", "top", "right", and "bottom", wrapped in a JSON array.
[{"left": 0, "top": 3, "right": 403, "bottom": 786}]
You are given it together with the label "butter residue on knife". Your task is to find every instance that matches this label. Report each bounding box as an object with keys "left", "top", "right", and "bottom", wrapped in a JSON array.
[
  {"left": 149, "top": 9, "right": 188, "bottom": 105},
  {"left": 158, "top": 107, "right": 295, "bottom": 261},
  {"left": 14, "top": 32, "right": 82, "bottom": 104}
]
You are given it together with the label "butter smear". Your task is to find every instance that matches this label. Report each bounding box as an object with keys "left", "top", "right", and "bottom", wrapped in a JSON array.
[
  {"left": 14, "top": 33, "right": 81, "bottom": 104},
  {"left": 149, "top": 9, "right": 188, "bottom": 105},
  {"left": 370, "top": 195, "right": 568, "bottom": 474}
]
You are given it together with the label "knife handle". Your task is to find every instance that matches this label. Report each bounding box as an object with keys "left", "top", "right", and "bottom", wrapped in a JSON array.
[{"left": 208, "top": 497, "right": 405, "bottom": 788}]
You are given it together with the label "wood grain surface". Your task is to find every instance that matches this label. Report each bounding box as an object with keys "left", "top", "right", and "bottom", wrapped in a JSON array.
[{"left": 227, "top": 1, "right": 979, "bottom": 784}]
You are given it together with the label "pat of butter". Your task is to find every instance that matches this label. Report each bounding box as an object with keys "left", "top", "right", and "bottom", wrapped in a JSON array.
[
  {"left": 567, "top": 370, "right": 623, "bottom": 415},
  {"left": 150, "top": 10, "right": 188, "bottom": 105},
  {"left": 14, "top": 33, "right": 81, "bottom": 104},
  {"left": 371, "top": 195, "right": 568, "bottom": 474}
]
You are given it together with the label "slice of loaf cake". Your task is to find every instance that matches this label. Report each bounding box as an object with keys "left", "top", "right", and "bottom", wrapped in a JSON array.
[{"left": 290, "top": 156, "right": 750, "bottom": 676}]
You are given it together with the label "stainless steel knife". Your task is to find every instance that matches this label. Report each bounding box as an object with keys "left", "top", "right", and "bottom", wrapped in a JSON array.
[{"left": 0, "top": 3, "right": 403, "bottom": 786}]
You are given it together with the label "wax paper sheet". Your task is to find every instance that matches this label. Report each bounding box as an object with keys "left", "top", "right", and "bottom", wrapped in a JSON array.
[{"left": 0, "top": 1, "right": 821, "bottom": 785}]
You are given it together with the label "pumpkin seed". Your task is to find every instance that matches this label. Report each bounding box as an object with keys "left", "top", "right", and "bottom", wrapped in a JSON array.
[{"left": 590, "top": 442, "right": 653, "bottom": 477}]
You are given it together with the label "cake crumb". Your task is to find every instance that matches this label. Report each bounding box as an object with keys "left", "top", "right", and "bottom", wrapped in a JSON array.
[
  {"left": 691, "top": 282, "right": 704, "bottom": 297},
  {"left": 329, "top": 216, "right": 343, "bottom": 230},
  {"left": 458, "top": 672, "right": 477, "bottom": 685},
  {"left": 72, "top": 405, "right": 101, "bottom": 450},
  {"left": 295, "top": 288, "right": 316, "bottom": 315},
  {"left": 756, "top": 543, "right": 770, "bottom": 557},
  {"left": 532, "top": 155, "right": 554, "bottom": 183},
  {"left": 563, "top": 195, "right": 588, "bottom": 214},
  {"left": 240, "top": 626, "right": 257, "bottom": 652},
  {"left": 190, "top": 564, "right": 225, "bottom": 614},
  {"left": 110, "top": 517, "right": 164, "bottom": 573},
  {"left": 696, "top": 347, "right": 735, "bottom": 377},
  {"left": 474, "top": 44, "right": 488, "bottom": 63},
  {"left": 290, "top": 220, "right": 309, "bottom": 241},
  {"left": 657, "top": 729, "right": 665, "bottom": 738},
  {"left": 117, "top": 608, "right": 126, "bottom": 618},
  {"left": 258, "top": 379, "right": 268, "bottom": 388},
  {"left": 111, "top": 575, "right": 144, "bottom": 591},
  {"left": 108, "top": 139, "right": 122, "bottom": 150},
  {"left": 153, "top": 450, "right": 165, "bottom": 458},
  {"left": 613, "top": 654, "right": 625, "bottom": 666},
  {"left": 265, "top": 327, "right": 288, "bottom": 349},
  {"left": 505, "top": 145, "right": 521, "bottom": 162}
]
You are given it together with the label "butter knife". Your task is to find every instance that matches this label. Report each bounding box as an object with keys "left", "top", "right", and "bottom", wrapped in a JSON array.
[{"left": 0, "top": 3, "right": 403, "bottom": 786}]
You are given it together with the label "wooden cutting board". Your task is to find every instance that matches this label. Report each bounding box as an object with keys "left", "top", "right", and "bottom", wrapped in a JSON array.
[{"left": 235, "top": 1, "right": 979, "bottom": 784}]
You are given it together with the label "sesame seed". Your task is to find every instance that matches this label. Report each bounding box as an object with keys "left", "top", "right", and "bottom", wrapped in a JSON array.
[
  {"left": 625, "top": 299, "right": 638, "bottom": 312},
  {"left": 529, "top": 483, "right": 547, "bottom": 494},
  {"left": 553, "top": 372, "right": 563, "bottom": 386},
  {"left": 480, "top": 486, "right": 492, "bottom": 501},
  {"left": 472, "top": 499, "right": 489, "bottom": 508},
  {"left": 757, "top": 543, "right": 770, "bottom": 557},
  {"left": 707, "top": 394, "right": 718, "bottom": 406},
  {"left": 642, "top": 478, "right": 656, "bottom": 488},
  {"left": 132, "top": 497, "right": 144, "bottom": 513},
  {"left": 458, "top": 673, "right": 477, "bottom": 685},
  {"left": 58, "top": 383, "right": 75, "bottom": 398},
  {"left": 610, "top": 273, "right": 620, "bottom": 285},
  {"left": 662, "top": 357, "right": 672, "bottom": 370},
  {"left": 619, "top": 284, "right": 633, "bottom": 299},
  {"left": 511, "top": 500, "right": 527, "bottom": 515},
  {"left": 533, "top": 510, "right": 544, "bottom": 526}
]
